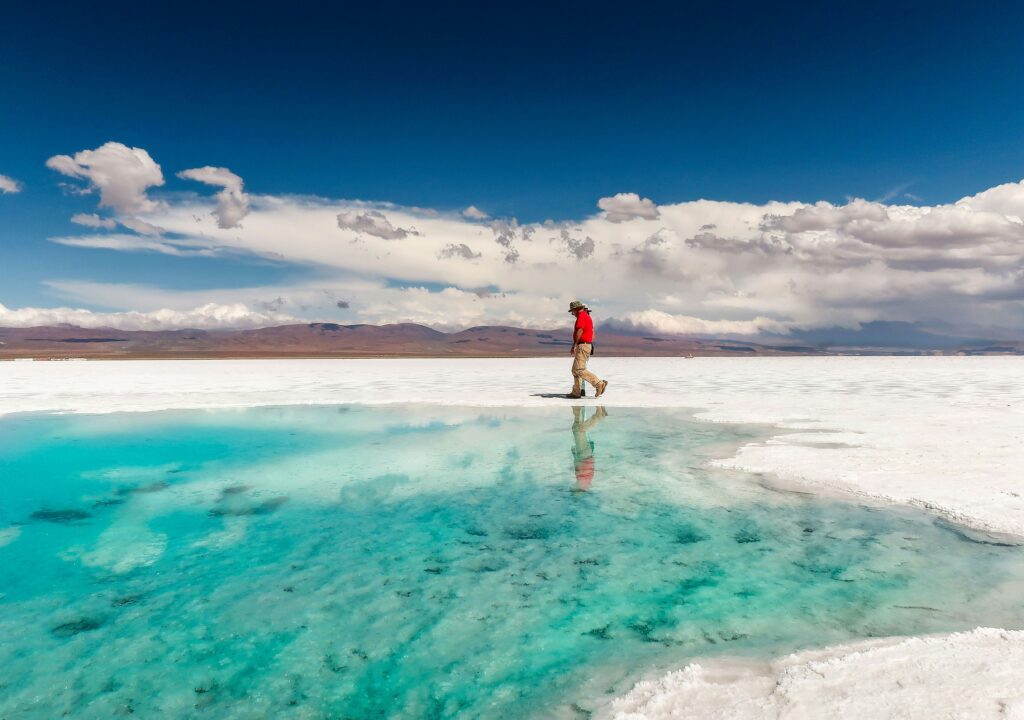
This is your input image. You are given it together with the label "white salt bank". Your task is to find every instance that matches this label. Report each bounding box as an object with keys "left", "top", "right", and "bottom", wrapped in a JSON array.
[{"left": 601, "top": 628, "right": 1024, "bottom": 720}]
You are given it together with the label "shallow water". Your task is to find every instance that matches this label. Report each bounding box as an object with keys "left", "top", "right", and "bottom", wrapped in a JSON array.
[{"left": 1, "top": 405, "right": 1022, "bottom": 719}]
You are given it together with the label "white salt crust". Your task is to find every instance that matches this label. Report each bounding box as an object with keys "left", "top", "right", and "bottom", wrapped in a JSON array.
[{"left": 599, "top": 628, "right": 1024, "bottom": 720}]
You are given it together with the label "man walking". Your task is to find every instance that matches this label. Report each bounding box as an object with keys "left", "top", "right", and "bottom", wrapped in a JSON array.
[{"left": 568, "top": 300, "right": 608, "bottom": 399}]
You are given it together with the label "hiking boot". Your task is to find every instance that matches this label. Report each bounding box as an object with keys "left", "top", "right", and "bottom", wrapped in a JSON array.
[{"left": 595, "top": 380, "right": 608, "bottom": 398}]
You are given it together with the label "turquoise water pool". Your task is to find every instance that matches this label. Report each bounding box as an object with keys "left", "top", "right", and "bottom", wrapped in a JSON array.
[{"left": 1, "top": 405, "right": 1022, "bottom": 718}]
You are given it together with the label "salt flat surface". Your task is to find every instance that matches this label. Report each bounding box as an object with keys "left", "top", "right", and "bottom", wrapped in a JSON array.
[
  {"left": 600, "top": 628, "right": 1024, "bottom": 720},
  {"left": 3, "top": 356, "right": 1024, "bottom": 719},
  {"left": 3, "top": 356, "right": 1023, "bottom": 536}
]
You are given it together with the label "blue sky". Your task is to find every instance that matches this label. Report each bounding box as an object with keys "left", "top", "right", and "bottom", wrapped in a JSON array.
[{"left": 2, "top": 1, "right": 1024, "bottom": 334}]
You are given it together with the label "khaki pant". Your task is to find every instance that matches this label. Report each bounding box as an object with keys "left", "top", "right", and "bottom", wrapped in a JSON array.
[{"left": 571, "top": 343, "right": 601, "bottom": 396}]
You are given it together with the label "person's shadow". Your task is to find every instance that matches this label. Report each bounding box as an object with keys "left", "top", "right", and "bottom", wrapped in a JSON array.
[{"left": 571, "top": 406, "right": 607, "bottom": 491}]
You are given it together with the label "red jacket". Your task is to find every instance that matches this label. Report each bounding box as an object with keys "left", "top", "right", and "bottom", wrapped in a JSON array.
[{"left": 574, "top": 310, "right": 594, "bottom": 343}]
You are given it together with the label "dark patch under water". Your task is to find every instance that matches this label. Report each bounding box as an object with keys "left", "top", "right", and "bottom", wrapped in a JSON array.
[
  {"left": 30, "top": 508, "right": 91, "bottom": 524},
  {"left": 51, "top": 618, "right": 104, "bottom": 638},
  {"left": 208, "top": 495, "right": 289, "bottom": 517}
]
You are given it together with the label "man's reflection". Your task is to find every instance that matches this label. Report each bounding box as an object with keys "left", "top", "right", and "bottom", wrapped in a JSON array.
[{"left": 571, "top": 405, "right": 607, "bottom": 491}]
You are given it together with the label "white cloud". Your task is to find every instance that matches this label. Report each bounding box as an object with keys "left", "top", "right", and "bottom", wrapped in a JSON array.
[
  {"left": 51, "top": 234, "right": 218, "bottom": 257},
  {"left": 609, "top": 309, "right": 791, "bottom": 336},
  {"left": 0, "top": 173, "right": 22, "bottom": 194},
  {"left": 337, "top": 209, "right": 416, "bottom": 239},
  {"left": 71, "top": 213, "right": 118, "bottom": 229},
  {"left": 439, "top": 243, "right": 481, "bottom": 260},
  {"left": 70, "top": 214, "right": 164, "bottom": 236},
  {"left": 490, "top": 218, "right": 531, "bottom": 264},
  {"left": 956, "top": 178, "right": 1024, "bottom": 219},
  {"left": 763, "top": 198, "right": 1024, "bottom": 249},
  {"left": 598, "top": 192, "right": 660, "bottom": 222},
  {"left": 45, "top": 278, "right": 563, "bottom": 332},
  {"left": 0, "top": 302, "right": 293, "bottom": 331},
  {"left": 462, "top": 205, "right": 489, "bottom": 219},
  {"left": 177, "top": 166, "right": 250, "bottom": 229},
  {"left": 27, "top": 174, "right": 1024, "bottom": 336},
  {"left": 560, "top": 230, "right": 595, "bottom": 260},
  {"left": 346, "top": 286, "right": 559, "bottom": 330},
  {"left": 46, "top": 142, "right": 164, "bottom": 214},
  {"left": 118, "top": 217, "right": 164, "bottom": 236}
]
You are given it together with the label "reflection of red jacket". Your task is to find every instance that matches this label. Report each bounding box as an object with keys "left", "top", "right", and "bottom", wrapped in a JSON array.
[
  {"left": 574, "top": 310, "right": 594, "bottom": 343},
  {"left": 575, "top": 457, "right": 595, "bottom": 490}
]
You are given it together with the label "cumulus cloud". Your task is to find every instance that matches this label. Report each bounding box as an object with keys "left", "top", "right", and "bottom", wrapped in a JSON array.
[
  {"left": 958, "top": 178, "right": 1024, "bottom": 218},
  {"left": 46, "top": 142, "right": 164, "bottom": 214},
  {"left": 259, "top": 296, "right": 286, "bottom": 311},
  {"left": 490, "top": 218, "right": 530, "bottom": 263},
  {"left": 439, "top": 243, "right": 481, "bottom": 260},
  {"left": 762, "top": 198, "right": 1024, "bottom": 250},
  {"left": 177, "top": 166, "right": 250, "bottom": 229},
  {"left": 610, "top": 309, "right": 791, "bottom": 336},
  {"left": 462, "top": 205, "right": 489, "bottom": 219},
  {"left": 28, "top": 175, "right": 1024, "bottom": 336},
  {"left": 628, "top": 229, "right": 679, "bottom": 276},
  {"left": 490, "top": 219, "right": 517, "bottom": 247},
  {"left": 561, "top": 229, "right": 596, "bottom": 260},
  {"left": 71, "top": 213, "right": 118, "bottom": 229},
  {"left": 44, "top": 278, "right": 566, "bottom": 333},
  {"left": 0, "top": 302, "right": 293, "bottom": 331},
  {"left": 598, "top": 192, "right": 660, "bottom": 223},
  {"left": 337, "top": 209, "right": 416, "bottom": 239},
  {"left": 0, "top": 173, "right": 22, "bottom": 194},
  {"left": 685, "top": 231, "right": 793, "bottom": 256}
]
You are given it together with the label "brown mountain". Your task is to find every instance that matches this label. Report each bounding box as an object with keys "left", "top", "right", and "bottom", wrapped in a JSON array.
[
  {"left": 0, "top": 322, "right": 808, "bottom": 359},
  {"left": 4, "top": 322, "right": 1016, "bottom": 360}
]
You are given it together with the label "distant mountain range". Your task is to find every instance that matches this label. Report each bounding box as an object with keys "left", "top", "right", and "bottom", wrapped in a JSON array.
[
  {"left": 757, "top": 321, "right": 1009, "bottom": 351},
  {"left": 1, "top": 321, "right": 1020, "bottom": 359}
]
